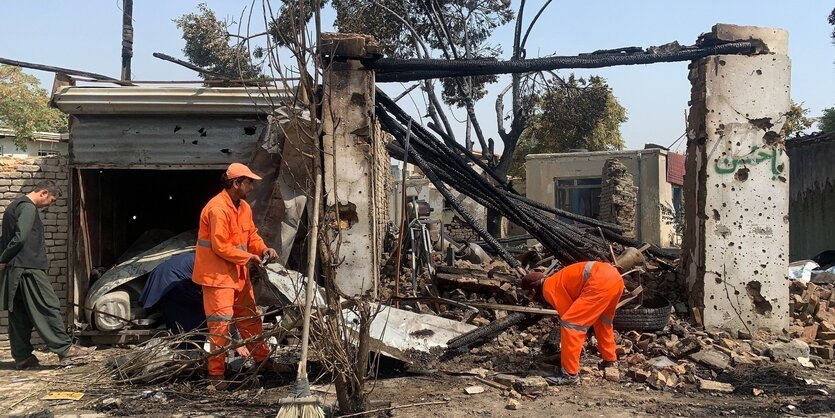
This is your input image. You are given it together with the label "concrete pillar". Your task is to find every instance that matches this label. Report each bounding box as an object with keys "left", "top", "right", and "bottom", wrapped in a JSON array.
[
  {"left": 682, "top": 24, "right": 791, "bottom": 333},
  {"left": 320, "top": 33, "right": 386, "bottom": 298}
]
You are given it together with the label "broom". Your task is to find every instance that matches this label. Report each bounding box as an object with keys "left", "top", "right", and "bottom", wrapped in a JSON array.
[{"left": 276, "top": 145, "right": 324, "bottom": 418}]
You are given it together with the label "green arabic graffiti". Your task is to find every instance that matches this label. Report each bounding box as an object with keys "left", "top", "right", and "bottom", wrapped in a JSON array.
[{"left": 714, "top": 146, "right": 784, "bottom": 179}]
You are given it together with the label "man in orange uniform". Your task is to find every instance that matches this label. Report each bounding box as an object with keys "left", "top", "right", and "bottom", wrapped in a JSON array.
[
  {"left": 193, "top": 163, "right": 281, "bottom": 388},
  {"left": 522, "top": 261, "right": 624, "bottom": 385}
]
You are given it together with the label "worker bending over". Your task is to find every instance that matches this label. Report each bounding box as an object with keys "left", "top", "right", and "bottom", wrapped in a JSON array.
[
  {"left": 522, "top": 257, "right": 636, "bottom": 385},
  {"left": 192, "top": 163, "right": 281, "bottom": 389}
]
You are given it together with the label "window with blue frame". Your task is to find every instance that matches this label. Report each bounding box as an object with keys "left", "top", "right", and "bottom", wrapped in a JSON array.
[{"left": 555, "top": 177, "right": 602, "bottom": 221}]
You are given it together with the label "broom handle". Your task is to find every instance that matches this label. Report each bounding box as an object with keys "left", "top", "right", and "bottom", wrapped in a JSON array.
[{"left": 297, "top": 148, "right": 322, "bottom": 378}]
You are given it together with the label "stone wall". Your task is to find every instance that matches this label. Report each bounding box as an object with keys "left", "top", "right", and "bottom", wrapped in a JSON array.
[{"left": 0, "top": 157, "right": 71, "bottom": 341}]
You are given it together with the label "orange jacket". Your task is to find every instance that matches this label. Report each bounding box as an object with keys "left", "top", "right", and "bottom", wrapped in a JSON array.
[
  {"left": 541, "top": 261, "right": 622, "bottom": 314},
  {"left": 192, "top": 190, "right": 268, "bottom": 289}
]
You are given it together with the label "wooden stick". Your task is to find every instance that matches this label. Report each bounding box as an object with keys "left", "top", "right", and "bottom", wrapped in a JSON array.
[
  {"left": 465, "top": 302, "right": 558, "bottom": 316},
  {"left": 9, "top": 391, "right": 39, "bottom": 409},
  {"left": 473, "top": 377, "right": 537, "bottom": 400},
  {"left": 473, "top": 376, "right": 510, "bottom": 391},
  {"left": 0, "top": 57, "right": 130, "bottom": 85},
  {"left": 152, "top": 52, "right": 229, "bottom": 79},
  {"left": 336, "top": 400, "right": 448, "bottom": 417},
  {"left": 297, "top": 133, "right": 323, "bottom": 381}
]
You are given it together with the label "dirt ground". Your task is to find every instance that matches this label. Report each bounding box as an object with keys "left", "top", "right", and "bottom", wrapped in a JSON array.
[{"left": 3, "top": 342, "right": 835, "bottom": 418}]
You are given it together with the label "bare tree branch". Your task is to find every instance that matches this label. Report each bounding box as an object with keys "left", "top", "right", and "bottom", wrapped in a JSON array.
[
  {"left": 495, "top": 83, "right": 512, "bottom": 136},
  {"left": 373, "top": 0, "right": 456, "bottom": 140},
  {"left": 520, "top": 0, "right": 553, "bottom": 55}
]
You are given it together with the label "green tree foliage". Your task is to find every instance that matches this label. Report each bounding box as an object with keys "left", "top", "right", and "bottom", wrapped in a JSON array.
[
  {"left": 174, "top": 3, "right": 262, "bottom": 80},
  {"left": 509, "top": 75, "right": 627, "bottom": 177},
  {"left": 829, "top": 7, "right": 835, "bottom": 44},
  {"left": 332, "top": 0, "right": 513, "bottom": 107},
  {"left": 820, "top": 107, "right": 835, "bottom": 134},
  {"left": 781, "top": 101, "right": 814, "bottom": 138},
  {"left": 0, "top": 65, "right": 68, "bottom": 149}
]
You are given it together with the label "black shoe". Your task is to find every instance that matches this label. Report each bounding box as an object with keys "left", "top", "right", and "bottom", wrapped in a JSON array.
[
  {"left": 599, "top": 360, "right": 617, "bottom": 370},
  {"left": 15, "top": 355, "right": 39, "bottom": 370}
]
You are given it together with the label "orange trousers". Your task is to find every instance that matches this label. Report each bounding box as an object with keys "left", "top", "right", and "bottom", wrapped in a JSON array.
[
  {"left": 202, "top": 278, "right": 270, "bottom": 377},
  {"left": 542, "top": 261, "right": 624, "bottom": 375}
]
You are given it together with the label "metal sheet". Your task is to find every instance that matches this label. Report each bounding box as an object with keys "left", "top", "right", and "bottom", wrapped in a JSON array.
[
  {"left": 343, "top": 304, "right": 476, "bottom": 362},
  {"left": 263, "top": 267, "right": 475, "bottom": 362},
  {"left": 53, "top": 86, "right": 293, "bottom": 115},
  {"left": 70, "top": 115, "right": 266, "bottom": 166},
  {"left": 261, "top": 264, "right": 325, "bottom": 307}
]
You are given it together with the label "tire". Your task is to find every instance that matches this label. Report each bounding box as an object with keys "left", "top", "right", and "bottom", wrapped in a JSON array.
[
  {"left": 613, "top": 294, "right": 672, "bottom": 332},
  {"left": 447, "top": 312, "right": 528, "bottom": 350}
]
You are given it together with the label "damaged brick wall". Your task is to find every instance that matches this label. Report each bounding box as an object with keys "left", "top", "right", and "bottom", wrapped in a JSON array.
[
  {"left": 445, "top": 215, "right": 480, "bottom": 243},
  {"left": 599, "top": 159, "right": 637, "bottom": 238},
  {"left": 0, "top": 157, "right": 70, "bottom": 341}
]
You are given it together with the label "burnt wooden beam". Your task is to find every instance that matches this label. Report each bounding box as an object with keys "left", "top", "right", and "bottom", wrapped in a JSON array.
[{"left": 0, "top": 57, "right": 131, "bottom": 85}]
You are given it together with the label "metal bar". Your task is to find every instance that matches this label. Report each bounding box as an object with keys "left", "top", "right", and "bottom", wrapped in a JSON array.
[
  {"left": 393, "top": 118, "right": 413, "bottom": 304},
  {"left": 401, "top": 134, "right": 524, "bottom": 272}
]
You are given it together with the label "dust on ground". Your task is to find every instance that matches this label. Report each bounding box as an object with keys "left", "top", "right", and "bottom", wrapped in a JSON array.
[{"left": 3, "top": 342, "right": 834, "bottom": 418}]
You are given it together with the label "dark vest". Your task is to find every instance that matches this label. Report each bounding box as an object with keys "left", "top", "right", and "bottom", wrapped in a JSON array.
[{"left": 0, "top": 196, "right": 48, "bottom": 269}]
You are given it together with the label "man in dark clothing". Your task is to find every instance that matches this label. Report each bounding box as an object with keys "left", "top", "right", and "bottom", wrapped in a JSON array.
[
  {"left": 139, "top": 251, "right": 206, "bottom": 334},
  {"left": 0, "top": 180, "right": 93, "bottom": 369}
]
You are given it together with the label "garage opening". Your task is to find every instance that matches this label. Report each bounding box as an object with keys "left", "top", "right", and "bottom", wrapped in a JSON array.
[
  {"left": 74, "top": 168, "right": 223, "bottom": 269},
  {"left": 72, "top": 168, "right": 226, "bottom": 333}
]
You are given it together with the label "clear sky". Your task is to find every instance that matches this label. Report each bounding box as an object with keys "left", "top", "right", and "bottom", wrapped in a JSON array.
[{"left": 1, "top": 1, "right": 833, "bottom": 152}]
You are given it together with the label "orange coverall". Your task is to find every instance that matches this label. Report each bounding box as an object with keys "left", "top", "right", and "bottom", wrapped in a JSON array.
[
  {"left": 193, "top": 190, "right": 270, "bottom": 377},
  {"left": 541, "top": 261, "right": 624, "bottom": 375}
]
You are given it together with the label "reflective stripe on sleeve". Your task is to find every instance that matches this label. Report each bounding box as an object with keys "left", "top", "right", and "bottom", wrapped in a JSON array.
[
  {"left": 206, "top": 314, "right": 233, "bottom": 322},
  {"left": 197, "top": 240, "right": 246, "bottom": 251},
  {"left": 600, "top": 316, "right": 613, "bottom": 325}
]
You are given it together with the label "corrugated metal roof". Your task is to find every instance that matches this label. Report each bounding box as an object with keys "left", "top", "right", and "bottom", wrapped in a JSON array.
[
  {"left": 0, "top": 128, "right": 69, "bottom": 142},
  {"left": 70, "top": 115, "right": 265, "bottom": 166},
  {"left": 786, "top": 131, "right": 835, "bottom": 149},
  {"left": 526, "top": 148, "right": 666, "bottom": 160},
  {"left": 53, "top": 86, "right": 294, "bottom": 115}
]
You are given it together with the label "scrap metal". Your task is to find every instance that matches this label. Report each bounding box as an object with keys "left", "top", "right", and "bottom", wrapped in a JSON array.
[{"left": 376, "top": 91, "right": 677, "bottom": 269}]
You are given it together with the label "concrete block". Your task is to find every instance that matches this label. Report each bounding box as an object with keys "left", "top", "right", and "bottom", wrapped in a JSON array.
[
  {"left": 769, "top": 339, "right": 810, "bottom": 360},
  {"left": 684, "top": 43, "right": 791, "bottom": 333},
  {"left": 711, "top": 23, "right": 788, "bottom": 55}
]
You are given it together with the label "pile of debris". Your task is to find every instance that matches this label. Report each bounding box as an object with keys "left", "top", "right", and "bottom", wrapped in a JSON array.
[
  {"left": 788, "top": 280, "right": 835, "bottom": 360},
  {"left": 611, "top": 320, "right": 773, "bottom": 392}
]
